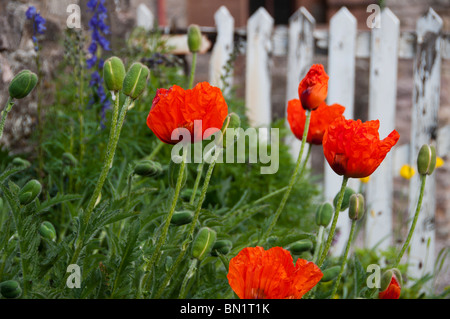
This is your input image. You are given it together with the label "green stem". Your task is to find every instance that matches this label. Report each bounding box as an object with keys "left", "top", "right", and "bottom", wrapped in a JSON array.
[
  {"left": 297, "top": 143, "right": 312, "bottom": 181},
  {"left": 189, "top": 162, "right": 204, "bottom": 205},
  {"left": 142, "top": 150, "right": 187, "bottom": 288},
  {"left": 67, "top": 96, "right": 129, "bottom": 270},
  {"left": 0, "top": 97, "right": 14, "bottom": 139},
  {"left": 394, "top": 174, "right": 427, "bottom": 267},
  {"left": 312, "top": 226, "right": 324, "bottom": 263},
  {"left": 188, "top": 52, "right": 197, "bottom": 89},
  {"left": 330, "top": 219, "right": 357, "bottom": 297},
  {"left": 178, "top": 259, "right": 198, "bottom": 299},
  {"left": 317, "top": 176, "right": 349, "bottom": 267},
  {"left": 153, "top": 149, "right": 220, "bottom": 298},
  {"left": 145, "top": 140, "right": 164, "bottom": 161},
  {"left": 259, "top": 110, "right": 312, "bottom": 244}
]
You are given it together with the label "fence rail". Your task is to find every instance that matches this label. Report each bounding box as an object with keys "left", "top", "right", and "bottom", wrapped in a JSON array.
[{"left": 137, "top": 4, "right": 450, "bottom": 281}]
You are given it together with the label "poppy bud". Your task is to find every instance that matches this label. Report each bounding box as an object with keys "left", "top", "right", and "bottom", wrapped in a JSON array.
[
  {"left": 289, "top": 239, "right": 313, "bottom": 254},
  {"left": 349, "top": 193, "right": 365, "bottom": 221},
  {"left": 315, "top": 202, "right": 333, "bottom": 227},
  {"left": 333, "top": 187, "right": 355, "bottom": 212},
  {"left": 170, "top": 210, "right": 194, "bottom": 226},
  {"left": 39, "top": 221, "right": 56, "bottom": 241},
  {"left": 187, "top": 24, "right": 202, "bottom": 53},
  {"left": 211, "top": 240, "right": 233, "bottom": 256},
  {"left": 192, "top": 227, "right": 217, "bottom": 261},
  {"left": 122, "top": 62, "right": 150, "bottom": 100},
  {"left": 379, "top": 268, "right": 402, "bottom": 299},
  {"left": 62, "top": 152, "right": 78, "bottom": 167},
  {"left": 12, "top": 157, "right": 31, "bottom": 168},
  {"left": 216, "top": 112, "right": 241, "bottom": 149},
  {"left": 103, "top": 56, "right": 126, "bottom": 92},
  {"left": 133, "top": 160, "right": 163, "bottom": 177},
  {"left": 19, "top": 179, "right": 42, "bottom": 205},
  {"left": 320, "top": 265, "right": 341, "bottom": 282},
  {"left": 0, "top": 280, "right": 22, "bottom": 299},
  {"left": 168, "top": 156, "right": 187, "bottom": 188},
  {"left": 417, "top": 144, "right": 436, "bottom": 176},
  {"left": 299, "top": 251, "right": 313, "bottom": 261},
  {"left": 8, "top": 70, "right": 38, "bottom": 99}
]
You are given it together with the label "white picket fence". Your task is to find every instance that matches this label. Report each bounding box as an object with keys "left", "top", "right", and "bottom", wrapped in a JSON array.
[{"left": 137, "top": 5, "right": 450, "bottom": 281}]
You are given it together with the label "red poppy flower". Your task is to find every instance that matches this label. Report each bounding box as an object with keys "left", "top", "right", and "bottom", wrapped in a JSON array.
[
  {"left": 298, "top": 64, "right": 329, "bottom": 111},
  {"left": 322, "top": 116, "right": 400, "bottom": 178},
  {"left": 379, "top": 274, "right": 401, "bottom": 299},
  {"left": 287, "top": 100, "right": 345, "bottom": 145},
  {"left": 146, "top": 82, "right": 228, "bottom": 144},
  {"left": 227, "top": 246, "right": 323, "bottom": 299}
]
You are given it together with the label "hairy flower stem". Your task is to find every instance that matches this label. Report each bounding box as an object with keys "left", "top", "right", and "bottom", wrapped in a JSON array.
[
  {"left": 142, "top": 150, "right": 188, "bottom": 289},
  {"left": 330, "top": 219, "right": 356, "bottom": 297},
  {"left": 145, "top": 140, "right": 164, "bottom": 161},
  {"left": 153, "top": 150, "right": 220, "bottom": 298},
  {"left": 0, "top": 97, "right": 14, "bottom": 139},
  {"left": 188, "top": 52, "right": 197, "bottom": 89},
  {"left": 394, "top": 174, "right": 427, "bottom": 267},
  {"left": 178, "top": 259, "right": 198, "bottom": 299},
  {"left": 317, "top": 176, "right": 349, "bottom": 267},
  {"left": 312, "top": 226, "right": 324, "bottom": 263},
  {"left": 259, "top": 110, "right": 311, "bottom": 245},
  {"left": 190, "top": 162, "right": 204, "bottom": 205},
  {"left": 68, "top": 96, "right": 128, "bottom": 268}
]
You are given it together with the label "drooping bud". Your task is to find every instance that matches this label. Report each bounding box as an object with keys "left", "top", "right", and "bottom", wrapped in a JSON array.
[
  {"left": 320, "top": 265, "right": 341, "bottom": 282},
  {"left": 216, "top": 112, "right": 241, "bottom": 149},
  {"left": 8, "top": 70, "right": 38, "bottom": 99},
  {"left": 417, "top": 144, "right": 436, "bottom": 176},
  {"left": 187, "top": 24, "right": 202, "bottom": 53},
  {"left": 349, "top": 193, "right": 365, "bottom": 221},
  {"left": 62, "top": 152, "right": 78, "bottom": 167},
  {"left": 18, "top": 179, "right": 42, "bottom": 205},
  {"left": 315, "top": 202, "right": 333, "bottom": 227},
  {"left": 103, "top": 56, "right": 126, "bottom": 92},
  {"left": 211, "top": 240, "right": 233, "bottom": 256},
  {"left": 122, "top": 62, "right": 150, "bottom": 100},
  {"left": 192, "top": 227, "right": 217, "bottom": 261},
  {"left": 133, "top": 160, "right": 163, "bottom": 177},
  {"left": 289, "top": 239, "right": 313, "bottom": 254},
  {"left": 0, "top": 280, "right": 22, "bottom": 299},
  {"left": 12, "top": 157, "right": 31, "bottom": 168},
  {"left": 170, "top": 210, "right": 194, "bottom": 226},
  {"left": 39, "top": 221, "right": 56, "bottom": 241},
  {"left": 168, "top": 156, "right": 187, "bottom": 188},
  {"left": 333, "top": 187, "right": 355, "bottom": 212},
  {"left": 379, "top": 268, "right": 402, "bottom": 299}
]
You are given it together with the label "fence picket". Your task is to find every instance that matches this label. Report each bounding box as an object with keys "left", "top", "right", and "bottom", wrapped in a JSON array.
[
  {"left": 285, "top": 7, "right": 315, "bottom": 160},
  {"left": 324, "top": 7, "right": 357, "bottom": 256},
  {"left": 136, "top": 4, "right": 154, "bottom": 31},
  {"left": 365, "top": 9, "right": 400, "bottom": 250},
  {"left": 245, "top": 7, "right": 274, "bottom": 142},
  {"left": 209, "top": 6, "right": 235, "bottom": 96},
  {"left": 407, "top": 8, "right": 442, "bottom": 283}
]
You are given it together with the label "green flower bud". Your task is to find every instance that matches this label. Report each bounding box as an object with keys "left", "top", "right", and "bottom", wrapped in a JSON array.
[
  {"left": 103, "top": 56, "right": 126, "bottom": 92},
  {"left": 380, "top": 268, "right": 402, "bottom": 292},
  {"left": 289, "top": 239, "right": 313, "bottom": 254},
  {"left": 0, "top": 280, "right": 22, "bottom": 299},
  {"left": 192, "top": 227, "right": 217, "bottom": 261},
  {"left": 333, "top": 187, "right": 355, "bottom": 212},
  {"left": 321, "top": 266, "right": 341, "bottom": 282},
  {"left": 12, "top": 157, "right": 31, "bottom": 168},
  {"left": 349, "top": 193, "right": 365, "bottom": 221},
  {"left": 170, "top": 210, "right": 194, "bottom": 226},
  {"left": 39, "top": 221, "right": 56, "bottom": 241},
  {"left": 18, "top": 179, "right": 42, "bottom": 205},
  {"left": 187, "top": 24, "right": 202, "bottom": 53},
  {"left": 299, "top": 251, "right": 313, "bottom": 261},
  {"left": 417, "top": 144, "right": 436, "bottom": 176},
  {"left": 134, "top": 160, "right": 163, "bottom": 177},
  {"left": 168, "top": 156, "right": 187, "bottom": 189},
  {"left": 122, "top": 62, "right": 150, "bottom": 100},
  {"left": 211, "top": 240, "right": 232, "bottom": 256},
  {"left": 62, "top": 152, "right": 78, "bottom": 167},
  {"left": 315, "top": 202, "right": 333, "bottom": 227},
  {"left": 216, "top": 112, "right": 241, "bottom": 149},
  {"left": 8, "top": 70, "right": 38, "bottom": 99}
]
